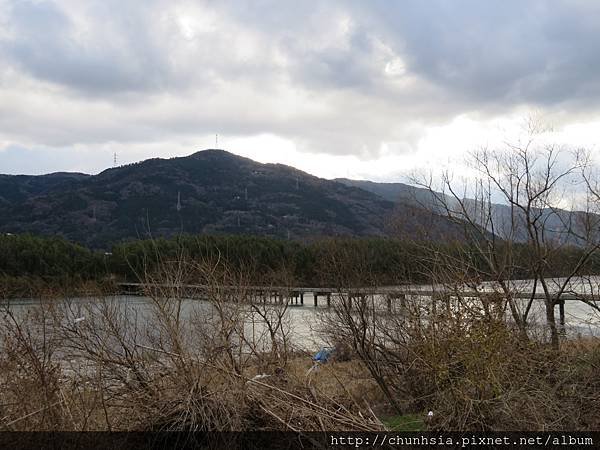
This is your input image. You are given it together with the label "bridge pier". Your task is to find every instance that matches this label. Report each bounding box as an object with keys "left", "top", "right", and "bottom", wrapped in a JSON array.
[
  {"left": 442, "top": 293, "right": 451, "bottom": 316},
  {"left": 386, "top": 293, "right": 406, "bottom": 311},
  {"left": 353, "top": 294, "right": 366, "bottom": 309}
]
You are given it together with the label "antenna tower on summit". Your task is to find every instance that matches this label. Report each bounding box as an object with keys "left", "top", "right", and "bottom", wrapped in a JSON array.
[
  {"left": 113, "top": 152, "right": 117, "bottom": 167},
  {"left": 215, "top": 134, "right": 219, "bottom": 148}
]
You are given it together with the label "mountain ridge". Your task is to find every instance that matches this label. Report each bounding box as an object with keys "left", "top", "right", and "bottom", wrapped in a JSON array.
[
  {"left": 0, "top": 150, "right": 398, "bottom": 247},
  {"left": 335, "top": 177, "right": 595, "bottom": 246},
  {"left": 0, "top": 150, "right": 471, "bottom": 248}
]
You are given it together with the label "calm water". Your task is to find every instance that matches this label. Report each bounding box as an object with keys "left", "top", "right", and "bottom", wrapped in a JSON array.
[
  {"left": 1, "top": 294, "right": 328, "bottom": 351},
  {"left": 3, "top": 279, "right": 600, "bottom": 353}
]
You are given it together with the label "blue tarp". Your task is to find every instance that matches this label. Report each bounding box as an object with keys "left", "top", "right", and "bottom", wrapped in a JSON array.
[{"left": 313, "top": 347, "right": 334, "bottom": 363}]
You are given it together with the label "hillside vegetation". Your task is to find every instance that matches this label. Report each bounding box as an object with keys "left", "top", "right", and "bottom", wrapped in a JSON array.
[
  {"left": 0, "top": 150, "right": 468, "bottom": 248},
  {"left": 3, "top": 233, "right": 600, "bottom": 298}
]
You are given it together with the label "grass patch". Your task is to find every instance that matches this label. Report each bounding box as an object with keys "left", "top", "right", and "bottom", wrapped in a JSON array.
[{"left": 382, "top": 413, "right": 424, "bottom": 431}]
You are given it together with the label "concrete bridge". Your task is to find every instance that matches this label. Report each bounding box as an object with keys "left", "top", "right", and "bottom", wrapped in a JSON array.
[{"left": 117, "top": 282, "right": 597, "bottom": 329}]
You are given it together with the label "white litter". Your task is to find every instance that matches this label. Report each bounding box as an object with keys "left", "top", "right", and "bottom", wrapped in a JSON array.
[
  {"left": 246, "top": 374, "right": 271, "bottom": 385},
  {"left": 252, "top": 374, "right": 270, "bottom": 381}
]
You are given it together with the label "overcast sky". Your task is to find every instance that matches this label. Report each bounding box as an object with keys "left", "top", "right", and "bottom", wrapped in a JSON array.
[{"left": 1, "top": 0, "right": 600, "bottom": 180}]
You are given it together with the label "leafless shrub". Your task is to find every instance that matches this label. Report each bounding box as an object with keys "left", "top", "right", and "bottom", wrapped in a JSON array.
[
  {"left": 1, "top": 248, "right": 383, "bottom": 434},
  {"left": 0, "top": 302, "right": 62, "bottom": 430},
  {"left": 320, "top": 279, "right": 600, "bottom": 430}
]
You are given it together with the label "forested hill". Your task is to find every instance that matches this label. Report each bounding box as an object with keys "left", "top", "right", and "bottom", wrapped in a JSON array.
[
  {"left": 335, "top": 178, "right": 429, "bottom": 204},
  {"left": 0, "top": 150, "right": 462, "bottom": 248},
  {"left": 336, "top": 177, "right": 595, "bottom": 246},
  {"left": 0, "top": 150, "right": 372, "bottom": 247}
]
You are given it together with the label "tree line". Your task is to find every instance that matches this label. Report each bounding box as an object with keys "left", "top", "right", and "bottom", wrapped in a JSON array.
[{"left": 2, "top": 232, "right": 600, "bottom": 289}]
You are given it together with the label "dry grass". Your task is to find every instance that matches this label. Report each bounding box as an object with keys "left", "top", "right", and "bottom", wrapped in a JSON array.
[
  {"left": 4, "top": 252, "right": 600, "bottom": 433},
  {"left": 319, "top": 292, "right": 600, "bottom": 431},
  {"left": 0, "top": 274, "right": 385, "bottom": 433}
]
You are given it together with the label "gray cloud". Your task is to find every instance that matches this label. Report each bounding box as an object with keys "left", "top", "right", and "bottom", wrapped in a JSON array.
[
  {"left": 1, "top": 0, "right": 600, "bottom": 175},
  {"left": 2, "top": 1, "right": 175, "bottom": 93},
  {"left": 5, "top": 1, "right": 600, "bottom": 102},
  {"left": 353, "top": 0, "right": 600, "bottom": 107}
]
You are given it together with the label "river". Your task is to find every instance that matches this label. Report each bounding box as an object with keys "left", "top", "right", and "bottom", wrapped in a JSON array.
[{"left": 3, "top": 280, "right": 600, "bottom": 354}]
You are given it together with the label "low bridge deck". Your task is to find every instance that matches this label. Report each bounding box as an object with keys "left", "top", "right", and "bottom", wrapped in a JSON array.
[{"left": 117, "top": 282, "right": 594, "bottom": 306}]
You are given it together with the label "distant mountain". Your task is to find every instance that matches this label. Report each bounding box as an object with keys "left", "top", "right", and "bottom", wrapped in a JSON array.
[
  {"left": 335, "top": 178, "right": 438, "bottom": 206},
  {"left": 0, "top": 172, "right": 90, "bottom": 202},
  {"left": 0, "top": 150, "right": 463, "bottom": 248},
  {"left": 336, "top": 178, "right": 596, "bottom": 246}
]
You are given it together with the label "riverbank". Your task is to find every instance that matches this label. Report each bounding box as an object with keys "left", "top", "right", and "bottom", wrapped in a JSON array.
[
  {"left": 3, "top": 328, "right": 600, "bottom": 432},
  {"left": 3, "top": 279, "right": 600, "bottom": 431},
  {"left": 0, "top": 275, "right": 117, "bottom": 299}
]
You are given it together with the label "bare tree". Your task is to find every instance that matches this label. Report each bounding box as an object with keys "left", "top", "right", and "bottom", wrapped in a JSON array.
[{"left": 412, "top": 120, "right": 600, "bottom": 348}]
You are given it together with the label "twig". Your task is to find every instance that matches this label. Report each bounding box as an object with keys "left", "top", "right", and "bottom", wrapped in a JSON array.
[{"left": 3, "top": 399, "right": 63, "bottom": 428}]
